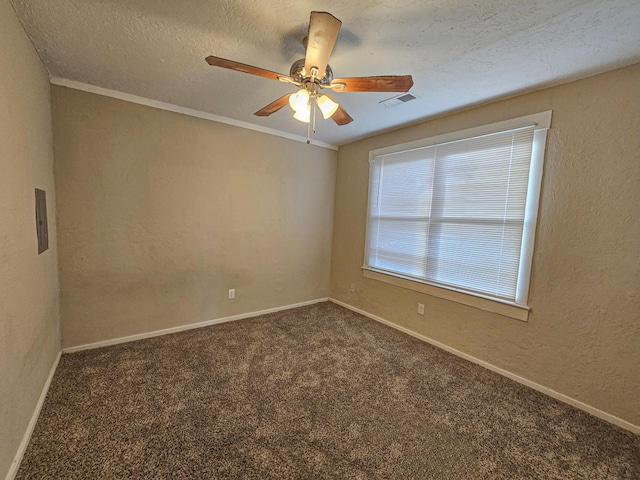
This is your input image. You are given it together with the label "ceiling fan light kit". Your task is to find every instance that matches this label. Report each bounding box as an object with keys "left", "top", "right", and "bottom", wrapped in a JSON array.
[
  {"left": 293, "top": 105, "right": 311, "bottom": 123},
  {"left": 205, "top": 11, "right": 414, "bottom": 142},
  {"left": 317, "top": 95, "right": 339, "bottom": 119},
  {"left": 289, "top": 89, "right": 310, "bottom": 115},
  {"left": 289, "top": 89, "right": 339, "bottom": 123}
]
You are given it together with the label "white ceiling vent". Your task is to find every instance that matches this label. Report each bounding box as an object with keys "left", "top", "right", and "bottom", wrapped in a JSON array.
[{"left": 379, "top": 92, "right": 419, "bottom": 108}]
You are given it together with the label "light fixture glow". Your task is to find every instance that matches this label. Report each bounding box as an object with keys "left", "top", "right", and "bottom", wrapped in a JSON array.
[
  {"left": 317, "top": 95, "right": 339, "bottom": 119},
  {"left": 293, "top": 106, "right": 311, "bottom": 123},
  {"left": 289, "top": 89, "right": 310, "bottom": 112}
]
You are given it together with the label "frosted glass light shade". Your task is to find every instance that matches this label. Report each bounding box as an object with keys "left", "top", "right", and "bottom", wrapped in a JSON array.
[
  {"left": 317, "top": 95, "right": 339, "bottom": 119},
  {"left": 293, "top": 106, "right": 311, "bottom": 123},
  {"left": 289, "top": 89, "right": 310, "bottom": 112}
]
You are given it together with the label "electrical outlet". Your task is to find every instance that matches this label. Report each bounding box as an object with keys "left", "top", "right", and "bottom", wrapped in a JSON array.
[
  {"left": 417, "top": 303, "right": 425, "bottom": 315},
  {"left": 349, "top": 283, "right": 356, "bottom": 293},
  {"left": 228, "top": 288, "right": 235, "bottom": 299}
]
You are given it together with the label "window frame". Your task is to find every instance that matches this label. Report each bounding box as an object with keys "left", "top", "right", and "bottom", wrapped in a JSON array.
[{"left": 363, "top": 111, "right": 552, "bottom": 321}]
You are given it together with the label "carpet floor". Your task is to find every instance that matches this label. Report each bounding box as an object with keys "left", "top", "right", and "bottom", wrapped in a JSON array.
[{"left": 16, "top": 302, "right": 639, "bottom": 479}]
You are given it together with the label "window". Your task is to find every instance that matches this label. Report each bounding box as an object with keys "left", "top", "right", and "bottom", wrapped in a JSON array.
[{"left": 364, "top": 112, "right": 551, "bottom": 315}]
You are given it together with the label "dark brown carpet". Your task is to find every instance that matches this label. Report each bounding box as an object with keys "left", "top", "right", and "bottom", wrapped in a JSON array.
[{"left": 16, "top": 302, "right": 639, "bottom": 479}]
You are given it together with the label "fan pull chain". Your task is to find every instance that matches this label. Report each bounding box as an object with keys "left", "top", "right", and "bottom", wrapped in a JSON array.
[{"left": 312, "top": 96, "right": 317, "bottom": 134}]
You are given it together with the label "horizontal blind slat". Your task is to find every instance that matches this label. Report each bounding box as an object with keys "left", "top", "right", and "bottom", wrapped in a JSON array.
[{"left": 367, "top": 125, "right": 535, "bottom": 301}]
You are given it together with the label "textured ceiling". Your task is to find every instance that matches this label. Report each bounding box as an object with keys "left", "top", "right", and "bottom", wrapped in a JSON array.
[{"left": 10, "top": 0, "right": 640, "bottom": 146}]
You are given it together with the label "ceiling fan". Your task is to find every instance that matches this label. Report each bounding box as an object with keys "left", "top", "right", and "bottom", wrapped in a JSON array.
[{"left": 205, "top": 11, "right": 413, "bottom": 136}]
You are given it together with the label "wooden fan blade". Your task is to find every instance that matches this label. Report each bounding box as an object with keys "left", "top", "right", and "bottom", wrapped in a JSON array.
[
  {"left": 330, "top": 75, "right": 414, "bottom": 92},
  {"left": 304, "top": 12, "right": 341, "bottom": 78},
  {"left": 254, "top": 93, "right": 293, "bottom": 117},
  {"left": 323, "top": 94, "right": 353, "bottom": 126},
  {"left": 331, "top": 105, "right": 353, "bottom": 126},
  {"left": 205, "top": 56, "right": 289, "bottom": 82}
]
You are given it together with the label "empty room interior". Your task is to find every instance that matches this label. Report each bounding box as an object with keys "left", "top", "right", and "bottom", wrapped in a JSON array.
[{"left": 2, "top": 0, "right": 639, "bottom": 478}]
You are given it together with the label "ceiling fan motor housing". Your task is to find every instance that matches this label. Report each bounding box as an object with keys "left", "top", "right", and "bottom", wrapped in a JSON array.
[{"left": 289, "top": 58, "right": 333, "bottom": 86}]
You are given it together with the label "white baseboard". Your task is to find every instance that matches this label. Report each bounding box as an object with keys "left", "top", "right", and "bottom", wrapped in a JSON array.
[
  {"left": 63, "top": 298, "right": 329, "bottom": 353},
  {"left": 5, "top": 351, "right": 62, "bottom": 480},
  {"left": 329, "top": 298, "right": 640, "bottom": 435}
]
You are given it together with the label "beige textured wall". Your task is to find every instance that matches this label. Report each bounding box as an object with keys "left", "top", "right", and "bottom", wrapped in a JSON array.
[
  {"left": 0, "top": 1, "right": 61, "bottom": 477},
  {"left": 52, "top": 87, "right": 337, "bottom": 348},
  {"left": 331, "top": 63, "right": 640, "bottom": 426}
]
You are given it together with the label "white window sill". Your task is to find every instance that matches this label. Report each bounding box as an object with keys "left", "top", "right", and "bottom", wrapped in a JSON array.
[{"left": 362, "top": 268, "right": 530, "bottom": 322}]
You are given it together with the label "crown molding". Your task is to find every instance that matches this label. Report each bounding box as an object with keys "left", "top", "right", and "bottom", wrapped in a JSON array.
[{"left": 49, "top": 77, "right": 339, "bottom": 151}]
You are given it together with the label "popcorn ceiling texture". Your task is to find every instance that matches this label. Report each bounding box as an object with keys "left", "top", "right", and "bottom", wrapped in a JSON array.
[
  {"left": 10, "top": 0, "right": 640, "bottom": 145},
  {"left": 15, "top": 303, "right": 640, "bottom": 479}
]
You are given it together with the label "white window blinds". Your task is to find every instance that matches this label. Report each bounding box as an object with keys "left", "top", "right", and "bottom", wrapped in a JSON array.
[{"left": 366, "top": 124, "right": 544, "bottom": 305}]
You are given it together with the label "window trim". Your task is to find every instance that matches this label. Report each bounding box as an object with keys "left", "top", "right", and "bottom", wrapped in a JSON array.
[
  {"left": 363, "top": 268, "right": 530, "bottom": 321},
  {"left": 363, "top": 111, "right": 552, "bottom": 321}
]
